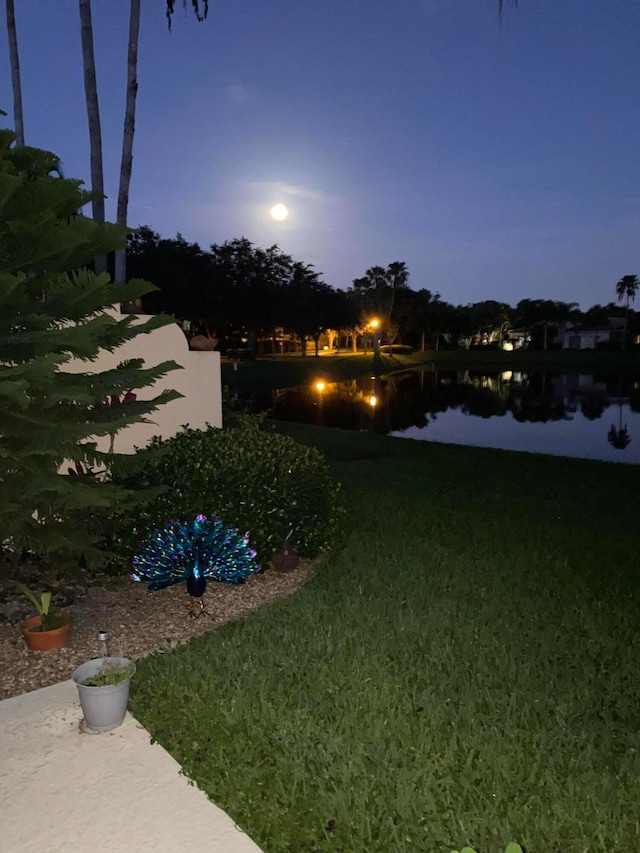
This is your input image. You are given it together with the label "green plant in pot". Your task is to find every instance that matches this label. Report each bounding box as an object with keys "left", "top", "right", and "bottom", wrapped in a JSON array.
[
  {"left": 14, "top": 582, "right": 72, "bottom": 651},
  {"left": 79, "top": 658, "right": 135, "bottom": 687},
  {"left": 72, "top": 657, "right": 136, "bottom": 732}
]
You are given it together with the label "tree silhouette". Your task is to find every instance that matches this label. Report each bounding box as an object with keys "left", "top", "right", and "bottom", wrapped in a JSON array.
[
  {"left": 79, "top": 0, "right": 106, "bottom": 274},
  {"left": 351, "top": 262, "right": 410, "bottom": 353},
  {"left": 615, "top": 275, "right": 639, "bottom": 350},
  {"left": 386, "top": 261, "right": 410, "bottom": 347},
  {"left": 514, "top": 299, "right": 578, "bottom": 350},
  {"left": 4, "top": 0, "right": 24, "bottom": 146},
  {"left": 78, "top": 1, "right": 208, "bottom": 290},
  {"left": 607, "top": 382, "right": 632, "bottom": 450},
  {"left": 608, "top": 421, "right": 632, "bottom": 451},
  {"left": 166, "top": 0, "right": 208, "bottom": 29}
]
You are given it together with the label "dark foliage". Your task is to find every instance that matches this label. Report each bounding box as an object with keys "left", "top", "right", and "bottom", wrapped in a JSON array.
[{"left": 108, "top": 417, "right": 342, "bottom": 566}]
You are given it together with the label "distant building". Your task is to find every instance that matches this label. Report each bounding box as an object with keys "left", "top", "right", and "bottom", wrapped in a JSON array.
[{"left": 561, "top": 317, "right": 625, "bottom": 350}]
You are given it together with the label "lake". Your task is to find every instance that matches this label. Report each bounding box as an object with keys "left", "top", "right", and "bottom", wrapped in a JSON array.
[{"left": 239, "top": 369, "right": 640, "bottom": 464}]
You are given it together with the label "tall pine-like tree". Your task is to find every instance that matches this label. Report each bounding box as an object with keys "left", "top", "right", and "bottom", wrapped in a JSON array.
[{"left": 0, "top": 130, "right": 182, "bottom": 568}]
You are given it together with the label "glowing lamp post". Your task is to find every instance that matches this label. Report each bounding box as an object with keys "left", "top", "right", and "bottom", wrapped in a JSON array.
[{"left": 368, "top": 318, "right": 380, "bottom": 356}]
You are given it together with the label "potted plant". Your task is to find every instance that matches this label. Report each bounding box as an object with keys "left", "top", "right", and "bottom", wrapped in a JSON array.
[
  {"left": 14, "top": 582, "right": 72, "bottom": 651},
  {"left": 71, "top": 657, "right": 136, "bottom": 732}
]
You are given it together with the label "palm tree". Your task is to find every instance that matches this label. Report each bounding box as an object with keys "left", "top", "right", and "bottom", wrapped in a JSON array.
[
  {"left": 5, "top": 0, "right": 24, "bottom": 145},
  {"left": 352, "top": 263, "right": 410, "bottom": 352},
  {"left": 117, "top": 0, "right": 209, "bottom": 298},
  {"left": 386, "top": 261, "right": 409, "bottom": 348},
  {"left": 166, "top": 1, "right": 209, "bottom": 29},
  {"left": 615, "top": 274, "right": 639, "bottom": 350},
  {"left": 77, "top": 1, "right": 208, "bottom": 298},
  {"left": 78, "top": 0, "right": 106, "bottom": 274},
  {"left": 115, "top": 0, "right": 141, "bottom": 286}
]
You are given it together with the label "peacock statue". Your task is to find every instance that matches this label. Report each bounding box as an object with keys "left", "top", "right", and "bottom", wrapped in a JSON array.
[{"left": 131, "top": 514, "right": 260, "bottom": 616}]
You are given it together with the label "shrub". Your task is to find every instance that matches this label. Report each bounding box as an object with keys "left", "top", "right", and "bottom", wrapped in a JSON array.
[{"left": 110, "top": 418, "right": 342, "bottom": 566}]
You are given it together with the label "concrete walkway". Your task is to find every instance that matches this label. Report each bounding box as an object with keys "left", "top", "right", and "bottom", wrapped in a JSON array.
[{"left": 0, "top": 680, "right": 263, "bottom": 853}]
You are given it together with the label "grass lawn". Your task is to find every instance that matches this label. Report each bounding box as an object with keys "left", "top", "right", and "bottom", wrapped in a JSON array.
[{"left": 130, "top": 426, "right": 640, "bottom": 852}]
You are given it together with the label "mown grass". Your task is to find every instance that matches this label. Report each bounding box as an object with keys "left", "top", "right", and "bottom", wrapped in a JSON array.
[
  {"left": 221, "top": 349, "right": 640, "bottom": 392},
  {"left": 130, "top": 427, "right": 640, "bottom": 853}
]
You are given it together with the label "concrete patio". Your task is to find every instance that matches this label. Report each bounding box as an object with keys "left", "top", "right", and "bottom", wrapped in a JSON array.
[{"left": 0, "top": 679, "right": 263, "bottom": 853}]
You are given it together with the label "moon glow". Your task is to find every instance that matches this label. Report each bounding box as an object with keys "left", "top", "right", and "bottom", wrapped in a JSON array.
[{"left": 270, "top": 203, "right": 289, "bottom": 221}]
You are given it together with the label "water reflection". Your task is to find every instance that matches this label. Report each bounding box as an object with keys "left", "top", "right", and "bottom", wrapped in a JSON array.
[
  {"left": 607, "top": 395, "right": 632, "bottom": 450},
  {"left": 238, "top": 370, "right": 640, "bottom": 464}
]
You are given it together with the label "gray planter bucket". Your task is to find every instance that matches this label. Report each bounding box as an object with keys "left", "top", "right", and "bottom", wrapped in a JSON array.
[{"left": 71, "top": 657, "right": 135, "bottom": 732}]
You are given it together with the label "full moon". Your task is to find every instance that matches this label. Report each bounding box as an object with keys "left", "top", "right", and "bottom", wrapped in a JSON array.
[{"left": 270, "top": 203, "right": 289, "bottom": 221}]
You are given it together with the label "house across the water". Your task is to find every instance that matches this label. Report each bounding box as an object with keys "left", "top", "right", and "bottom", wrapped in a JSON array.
[{"left": 561, "top": 317, "right": 626, "bottom": 350}]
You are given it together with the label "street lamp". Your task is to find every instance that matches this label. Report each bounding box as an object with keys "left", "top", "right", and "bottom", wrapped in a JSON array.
[
  {"left": 369, "top": 318, "right": 380, "bottom": 356},
  {"left": 365, "top": 318, "right": 380, "bottom": 355}
]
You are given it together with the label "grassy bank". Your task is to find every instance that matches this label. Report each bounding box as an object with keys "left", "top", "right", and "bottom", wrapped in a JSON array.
[
  {"left": 221, "top": 349, "right": 640, "bottom": 392},
  {"left": 222, "top": 352, "right": 409, "bottom": 392},
  {"left": 130, "top": 429, "right": 640, "bottom": 852}
]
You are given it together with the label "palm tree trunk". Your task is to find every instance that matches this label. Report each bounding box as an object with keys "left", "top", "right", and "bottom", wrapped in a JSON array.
[
  {"left": 115, "top": 0, "right": 141, "bottom": 288},
  {"left": 79, "top": 0, "right": 106, "bottom": 275},
  {"left": 5, "top": 0, "right": 24, "bottom": 146}
]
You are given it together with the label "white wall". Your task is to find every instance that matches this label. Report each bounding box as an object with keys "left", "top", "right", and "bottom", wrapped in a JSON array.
[{"left": 62, "top": 308, "right": 222, "bottom": 455}]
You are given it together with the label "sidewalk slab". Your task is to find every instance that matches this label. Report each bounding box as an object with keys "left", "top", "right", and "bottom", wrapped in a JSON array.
[{"left": 0, "top": 680, "right": 263, "bottom": 853}]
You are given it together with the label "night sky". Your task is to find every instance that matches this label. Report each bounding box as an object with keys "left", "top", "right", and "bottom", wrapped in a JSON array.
[{"left": 2, "top": 1, "right": 639, "bottom": 308}]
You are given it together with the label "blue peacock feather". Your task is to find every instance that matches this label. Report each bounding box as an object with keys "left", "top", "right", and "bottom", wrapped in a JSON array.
[{"left": 131, "top": 514, "right": 260, "bottom": 595}]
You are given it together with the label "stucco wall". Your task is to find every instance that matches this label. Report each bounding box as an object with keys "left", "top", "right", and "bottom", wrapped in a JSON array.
[{"left": 62, "top": 309, "right": 222, "bottom": 455}]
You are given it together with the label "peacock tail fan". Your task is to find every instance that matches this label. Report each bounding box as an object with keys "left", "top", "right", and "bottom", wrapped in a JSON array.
[
  {"left": 131, "top": 514, "right": 260, "bottom": 593},
  {"left": 196, "top": 516, "right": 260, "bottom": 585},
  {"left": 131, "top": 519, "right": 196, "bottom": 590}
]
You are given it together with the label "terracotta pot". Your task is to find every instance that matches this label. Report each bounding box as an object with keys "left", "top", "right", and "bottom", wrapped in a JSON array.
[
  {"left": 21, "top": 614, "right": 72, "bottom": 651},
  {"left": 272, "top": 545, "right": 300, "bottom": 573}
]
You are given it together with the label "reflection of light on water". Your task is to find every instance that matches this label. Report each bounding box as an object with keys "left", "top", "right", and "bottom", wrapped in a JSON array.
[{"left": 258, "top": 371, "right": 640, "bottom": 464}]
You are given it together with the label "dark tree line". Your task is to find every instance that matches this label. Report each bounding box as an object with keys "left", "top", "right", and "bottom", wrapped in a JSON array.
[{"left": 128, "top": 227, "right": 640, "bottom": 355}]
